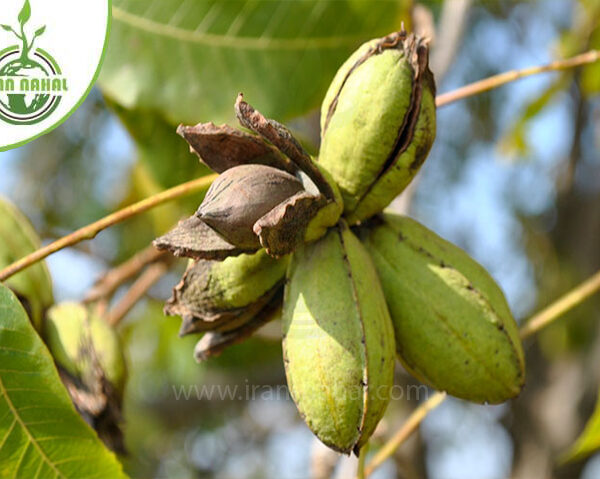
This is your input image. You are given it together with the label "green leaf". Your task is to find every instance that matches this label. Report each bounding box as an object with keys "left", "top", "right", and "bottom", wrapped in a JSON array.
[
  {"left": 561, "top": 389, "right": 600, "bottom": 463},
  {"left": 0, "top": 196, "right": 53, "bottom": 332},
  {"left": 17, "top": 0, "right": 31, "bottom": 26},
  {"left": 0, "top": 25, "right": 13, "bottom": 32},
  {"left": 0, "top": 284, "right": 128, "bottom": 479},
  {"left": 34, "top": 25, "right": 45, "bottom": 37},
  {"left": 99, "top": 0, "right": 409, "bottom": 125}
]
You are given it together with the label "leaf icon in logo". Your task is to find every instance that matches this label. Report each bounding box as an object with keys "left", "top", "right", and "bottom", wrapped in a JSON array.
[
  {"left": 1, "top": 24, "right": 13, "bottom": 31},
  {"left": 35, "top": 25, "right": 46, "bottom": 37},
  {"left": 18, "top": 0, "right": 31, "bottom": 27}
]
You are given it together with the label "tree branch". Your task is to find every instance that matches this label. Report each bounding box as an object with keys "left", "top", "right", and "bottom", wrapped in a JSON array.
[
  {"left": 520, "top": 269, "right": 600, "bottom": 339},
  {"left": 106, "top": 261, "right": 169, "bottom": 326},
  {"left": 436, "top": 50, "right": 600, "bottom": 107},
  {"left": 0, "top": 174, "right": 216, "bottom": 282},
  {"left": 85, "top": 245, "right": 167, "bottom": 303},
  {"left": 363, "top": 392, "right": 447, "bottom": 477}
]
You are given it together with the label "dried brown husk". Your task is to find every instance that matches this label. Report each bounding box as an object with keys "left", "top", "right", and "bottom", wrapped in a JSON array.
[
  {"left": 194, "top": 292, "right": 282, "bottom": 362},
  {"left": 177, "top": 122, "right": 297, "bottom": 174},
  {"left": 197, "top": 164, "right": 305, "bottom": 249}
]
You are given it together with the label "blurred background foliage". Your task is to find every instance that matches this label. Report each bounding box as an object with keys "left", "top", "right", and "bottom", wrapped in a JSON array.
[{"left": 0, "top": 0, "right": 599, "bottom": 478}]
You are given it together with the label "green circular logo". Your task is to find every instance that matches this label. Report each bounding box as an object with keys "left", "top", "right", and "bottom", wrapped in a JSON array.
[
  {"left": 0, "top": 45, "right": 62, "bottom": 125},
  {"left": 0, "top": 0, "right": 110, "bottom": 151}
]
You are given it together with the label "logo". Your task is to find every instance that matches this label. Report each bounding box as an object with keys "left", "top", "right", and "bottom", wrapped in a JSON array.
[
  {"left": 0, "top": 1, "right": 64, "bottom": 125},
  {"left": 0, "top": 0, "right": 109, "bottom": 150}
]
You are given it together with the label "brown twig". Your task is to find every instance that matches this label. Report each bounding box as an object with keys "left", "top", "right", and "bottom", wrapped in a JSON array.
[
  {"left": 0, "top": 174, "right": 217, "bottom": 282},
  {"left": 106, "top": 262, "right": 169, "bottom": 326},
  {"left": 363, "top": 392, "right": 447, "bottom": 477},
  {"left": 436, "top": 50, "right": 600, "bottom": 107},
  {"left": 85, "top": 245, "right": 167, "bottom": 303},
  {"left": 520, "top": 269, "right": 600, "bottom": 339}
]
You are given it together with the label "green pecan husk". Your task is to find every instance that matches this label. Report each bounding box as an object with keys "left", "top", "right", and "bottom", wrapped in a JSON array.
[
  {"left": 282, "top": 223, "right": 395, "bottom": 454},
  {"left": 166, "top": 249, "right": 288, "bottom": 337},
  {"left": 361, "top": 214, "right": 525, "bottom": 404},
  {"left": 319, "top": 30, "right": 436, "bottom": 224},
  {"left": 44, "top": 302, "right": 127, "bottom": 395},
  {"left": 44, "top": 302, "right": 127, "bottom": 452}
]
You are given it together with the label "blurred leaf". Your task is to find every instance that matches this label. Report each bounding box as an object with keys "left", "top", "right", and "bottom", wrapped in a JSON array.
[
  {"left": 104, "top": 166, "right": 180, "bottom": 263},
  {"left": 122, "top": 299, "right": 204, "bottom": 392},
  {"left": 0, "top": 196, "right": 53, "bottom": 332},
  {"left": 0, "top": 284, "right": 127, "bottom": 479},
  {"left": 1, "top": 24, "right": 13, "bottom": 32},
  {"left": 99, "top": 0, "right": 409, "bottom": 125},
  {"left": 559, "top": 0, "right": 600, "bottom": 96},
  {"left": 581, "top": 25, "right": 600, "bottom": 94},
  {"left": 106, "top": 100, "right": 211, "bottom": 189},
  {"left": 130, "top": 163, "right": 185, "bottom": 235},
  {"left": 18, "top": 0, "right": 30, "bottom": 26},
  {"left": 104, "top": 100, "right": 212, "bottom": 235},
  {"left": 561, "top": 389, "right": 600, "bottom": 463},
  {"left": 503, "top": 0, "right": 600, "bottom": 158},
  {"left": 581, "top": 61, "right": 600, "bottom": 94},
  {"left": 499, "top": 76, "right": 568, "bottom": 160},
  {"left": 34, "top": 25, "right": 46, "bottom": 37}
]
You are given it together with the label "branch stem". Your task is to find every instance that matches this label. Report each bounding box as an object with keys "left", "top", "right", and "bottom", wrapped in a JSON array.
[
  {"left": 85, "top": 245, "right": 167, "bottom": 303},
  {"left": 520, "top": 269, "right": 600, "bottom": 339},
  {"left": 363, "top": 392, "right": 446, "bottom": 477},
  {"left": 436, "top": 50, "right": 600, "bottom": 107},
  {"left": 106, "top": 262, "right": 169, "bottom": 326},
  {"left": 0, "top": 174, "right": 216, "bottom": 282}
]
